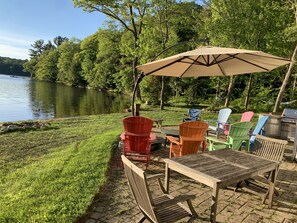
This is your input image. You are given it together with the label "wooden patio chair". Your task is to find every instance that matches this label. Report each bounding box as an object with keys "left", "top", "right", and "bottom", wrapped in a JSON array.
[
  {"left": 167, "top": 121, "right": 209, "bottom": 158},
  {"left": 122, "top": 116, "right": 153, "bottom": 168},
  {"left": 121, "top": 155, "right": 198, "bottom": 223},
  {"left": 236, "top": 135, "right": 288, "bottom": 203}
]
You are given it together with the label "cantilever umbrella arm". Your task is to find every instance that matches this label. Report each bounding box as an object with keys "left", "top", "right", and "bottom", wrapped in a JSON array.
[
  {"left": 131, "top": 39, "right": 210, "bottom": 116},
  {"left": 131, "top": 72, "right": 145, "bottom": 116}
]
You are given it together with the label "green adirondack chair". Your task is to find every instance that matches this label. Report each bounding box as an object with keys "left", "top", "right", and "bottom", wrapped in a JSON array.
[{"left": 206, "top": 122, "right": 254, "bottom": 151}]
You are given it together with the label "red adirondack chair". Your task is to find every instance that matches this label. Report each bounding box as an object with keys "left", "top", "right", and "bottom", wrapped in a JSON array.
[{"left": 122, "top": 116, "right": 153, "bottom": 168}]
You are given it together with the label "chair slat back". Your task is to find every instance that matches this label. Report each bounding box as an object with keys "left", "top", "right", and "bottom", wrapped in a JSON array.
[
  {"left": 217, "top": 108, "right": 232, "bottom": 123},
  {"left": 227, "top": 122, "right": 254, "bottom": 150},
  {"left": 250, "top": 116, "right": 270, "bottom": 145},
  {"left": 123, "top": 116, "right": 153, "bottom": 134},
  {"left": 179, "top": 121, "right": 208, "bottom": 138},
  {"left": 121, "top": 155, "right": 157, "bottom": 221},
  {"left": 179, "top": 121, "right": 208, "bottom": 155},
  {"left": 253, "top": 135, "right": 288, "bottom": 163},
  {"left": 188, "top": 109, "right": 201, "bottom": 121},
  {"left": 240, "top": 111, "right": 254, "bottom": 122},
  {"left": 123, "top": 116, "right": 153, "bottom": 153}
]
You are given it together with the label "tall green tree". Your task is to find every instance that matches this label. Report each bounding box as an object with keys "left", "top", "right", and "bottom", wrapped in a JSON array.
[
  {"left": 207, "top": 0, "right": 295, "bottom": 109},
  {"left": 57, "top": 39, "right": 82, "bottom": 86},
  {"left": 273, "top": 0, "right": 297, "bottom": 112},
  {"left": 35, "top": 49, "right": 59, "bottom": 81},
  {"left": 72, "top": 0, "right": 149, "bottom": 99},
  {"left": 29, "top": 39, "right": 45, "bottom": 58}
]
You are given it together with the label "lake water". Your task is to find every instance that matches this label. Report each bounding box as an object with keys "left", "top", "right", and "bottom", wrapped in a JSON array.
[{"left": 0, "top": 74, "right": 131, "bottom": 122}]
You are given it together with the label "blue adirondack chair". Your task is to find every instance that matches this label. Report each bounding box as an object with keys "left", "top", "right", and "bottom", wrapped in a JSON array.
[
  {"left": 183, "top": 109, "right": 202, "bottom": 122},
  {"left": 249, "top": 115, "right": 270, "bottom": 150},
  {"left": 207, "top": 108, "right": 232, "bottom": 138}
]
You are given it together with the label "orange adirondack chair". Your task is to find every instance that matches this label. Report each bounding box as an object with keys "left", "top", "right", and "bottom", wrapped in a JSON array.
[
  {"left": 122, "top": 116, "right": 153, "bottom": 168},
  {"left": 224, "top": 111, "right": 254, "bottom": 136},
  {"left": 167, "top": 121, "right": 208, "bottom": 158}
]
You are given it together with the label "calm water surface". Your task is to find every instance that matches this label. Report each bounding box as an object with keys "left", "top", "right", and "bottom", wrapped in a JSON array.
[{"left": 0, "top": 74, "right": 130, "bottom": 122}]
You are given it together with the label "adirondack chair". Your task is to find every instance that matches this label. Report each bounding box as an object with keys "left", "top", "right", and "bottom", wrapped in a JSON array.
[
  {"left": 249, "top": 115, "right": 269, "bottom": 150},
  {"left": 207, "top": 108, "right": 232, "bottom": 138},
  {"left": 207, "top": 121, "right": 253, "bottom": 151},
  {"left": 236, "top": 135, "right": 287, "bottom": 204},
  {"left": 167, "top": 121, "right": 208, "bottom": 158},
  {"left": 224, "top": 111, "right": 254, "bottom": 136},
  {"left": 121, "top": 155, "right": 198, "bottom": 223},
  {"left": 183, "top": 109, "right": 202, "bottom": 122},
  {"left": 122, "top": 116, "right": 153, "bottom": 168}
]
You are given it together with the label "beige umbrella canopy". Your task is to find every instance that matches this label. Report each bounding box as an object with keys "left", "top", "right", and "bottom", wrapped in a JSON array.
[{"left": 137, "top": 46, "right": 291, "bottom": 77}]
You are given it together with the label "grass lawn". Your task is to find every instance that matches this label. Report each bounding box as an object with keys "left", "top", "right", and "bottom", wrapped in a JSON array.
[{"left": 0, "top": 106, "right": 250, "bottom": 222}]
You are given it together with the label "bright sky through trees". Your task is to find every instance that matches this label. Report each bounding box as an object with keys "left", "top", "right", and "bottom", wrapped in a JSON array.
[{"left": 0, "top": 0, "right": 106, "bottom": 60}]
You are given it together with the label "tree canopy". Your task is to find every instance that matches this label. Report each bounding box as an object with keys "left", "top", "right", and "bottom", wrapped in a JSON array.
[{"left": 22, "top": 0, "right": 297, "bottom": 112}]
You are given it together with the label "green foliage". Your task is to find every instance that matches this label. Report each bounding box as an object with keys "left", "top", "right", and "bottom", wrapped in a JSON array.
[
  {"left": 57, "top": 39, "right": 82, "bottom": 86},
  {"left": 21, "top": 0, "right": 296, "bottom": 112},
  {"left": 35, "top": 50, "right": 59, "bottom": 82},
  {"left": 0, "top": 57, "right": 30, "bottom": 76}
]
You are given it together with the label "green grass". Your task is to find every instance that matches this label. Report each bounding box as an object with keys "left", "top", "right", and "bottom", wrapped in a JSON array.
[{"left": 0, "top": 107, "right": 257, "bottom": 222}]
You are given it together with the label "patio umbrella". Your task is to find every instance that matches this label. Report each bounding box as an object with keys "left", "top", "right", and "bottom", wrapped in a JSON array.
[{"left": 137, "top": 46, "right": 291, "bottom": 77}]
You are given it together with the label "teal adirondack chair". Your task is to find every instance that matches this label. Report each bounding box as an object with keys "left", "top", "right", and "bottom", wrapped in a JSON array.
[
  {"left": 183, "top": 109, "right": 202, "bottom": 122},
  {"left": 207, "top": 108, "right": 232, "bottom": 138},
  {"left": 249, "top": 116, "right": 269, "bottom": 150},
  {"left": 207, "top": 121, "right": 254, "bottom": 151}
]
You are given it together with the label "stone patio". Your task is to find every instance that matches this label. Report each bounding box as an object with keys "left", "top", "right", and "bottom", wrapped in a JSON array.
[{"left": 78, "top": 129, "right": 297, "bottom": 223}]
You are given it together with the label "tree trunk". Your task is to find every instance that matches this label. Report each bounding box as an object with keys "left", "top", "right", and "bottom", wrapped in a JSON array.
[
  {"left": 133, "top": 56, "right": 142, "bottom": 100},
  {"left": 224, "top": 76, "right": 235, "bottom": 107},
  {"left": 273, "top": 44, "right": 297, "bottom": 112},
  {"left": 292, "top": 74, "right": 296, "bottom": 98},
  {"left": 160, "top": 76, "right": 165, "bottom": 110},
  {"left": 244, "top": 74, "right": 253, "bottom": 111},
  {"left": 216, "top": 78, "right": 221, "bottom": 99}
]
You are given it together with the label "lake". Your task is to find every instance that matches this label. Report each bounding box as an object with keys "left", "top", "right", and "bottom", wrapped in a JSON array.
[{"left": 0, "top": 74, "right": 131, "bottom": 122}]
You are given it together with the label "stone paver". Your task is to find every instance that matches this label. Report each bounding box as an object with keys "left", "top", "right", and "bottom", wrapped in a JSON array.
[{"left": 78, "top": 131, "right": 297, "bottom": 223}]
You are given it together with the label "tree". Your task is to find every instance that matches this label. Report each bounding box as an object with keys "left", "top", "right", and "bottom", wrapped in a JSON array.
[
  {"left": 54, "top": 36, "right": 69, "bottom": 47},
  {"left": 72, "top": 0, "right": 148, "bottom": 99},
  {"left": 29, "top": 39, "right": 45, "bottom": 58},
  {"left": 57, "top": 39, "right": 82, "bottom": 86},
  {"left": 273, "top": 0, "right": 297, "bottom": 112},
  {"left": 208, "top": 0, "right": 296, "bottom": 109},
  {"left": 35, "top": 49, "right": 59, "bottom": 81}
]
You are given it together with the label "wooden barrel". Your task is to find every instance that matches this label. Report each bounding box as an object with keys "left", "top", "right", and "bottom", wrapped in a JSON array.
[{"left": 260, "top": 113, "right": 282, "bottom": 138}]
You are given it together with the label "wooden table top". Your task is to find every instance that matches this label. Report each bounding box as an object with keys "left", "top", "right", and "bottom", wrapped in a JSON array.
[{"left": 164, "top": 149, "right": 278, "bottom": 188}]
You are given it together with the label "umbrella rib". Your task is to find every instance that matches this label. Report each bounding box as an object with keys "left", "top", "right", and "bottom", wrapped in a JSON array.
[
  {"left": 212, "top": 55, "right": 227, "bottom": 76},
  {"left": 180, "top": 56, "right": 201, "bottom": 77},
  {"left": 144, "top": 56, "right": 187, "bottom": 76},
  {"left": 227, "top": 54, "right": 270, "bottom": 71}
]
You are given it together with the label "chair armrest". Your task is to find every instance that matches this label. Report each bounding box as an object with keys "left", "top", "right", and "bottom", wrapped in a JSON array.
[
  {"left": 206, "top": 136, "right": 228, "bottom": 145},
  {"left": 146, "top": 173, "right": 166, "bottom": 193},
  {"left": 146, "top": 173, "right": 164, "bottom": 180},
  {"left": 181, "top": 136, "right": 205, "bottom": 142},
  {"left": 166, "top": 136, "right": 181, "bottom": 145},
  {"left": 153, "top": 194, "right": 196, "bottom": 209}
]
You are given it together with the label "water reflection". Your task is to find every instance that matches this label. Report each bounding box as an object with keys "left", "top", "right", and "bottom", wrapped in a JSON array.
[{"left": 0, "top": 74, "right": 130, "bottom": 122}]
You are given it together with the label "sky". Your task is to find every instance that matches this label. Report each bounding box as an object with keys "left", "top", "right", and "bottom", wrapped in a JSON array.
[{"left": 0, "top": 0, "right": 107, "bottom": 60}]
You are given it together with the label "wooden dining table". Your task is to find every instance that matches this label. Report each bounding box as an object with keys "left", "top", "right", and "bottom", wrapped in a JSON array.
[{"left": 163, "top": 149, "right": 278, "bottom": 223}]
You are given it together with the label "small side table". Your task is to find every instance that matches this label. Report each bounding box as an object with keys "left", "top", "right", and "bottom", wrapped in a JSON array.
[
  {"left": 161, "top": 127, "right": 179, "bottom": 148},
  {"left": 153, "top": 118, "right": 164, "bottom": 129}
]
